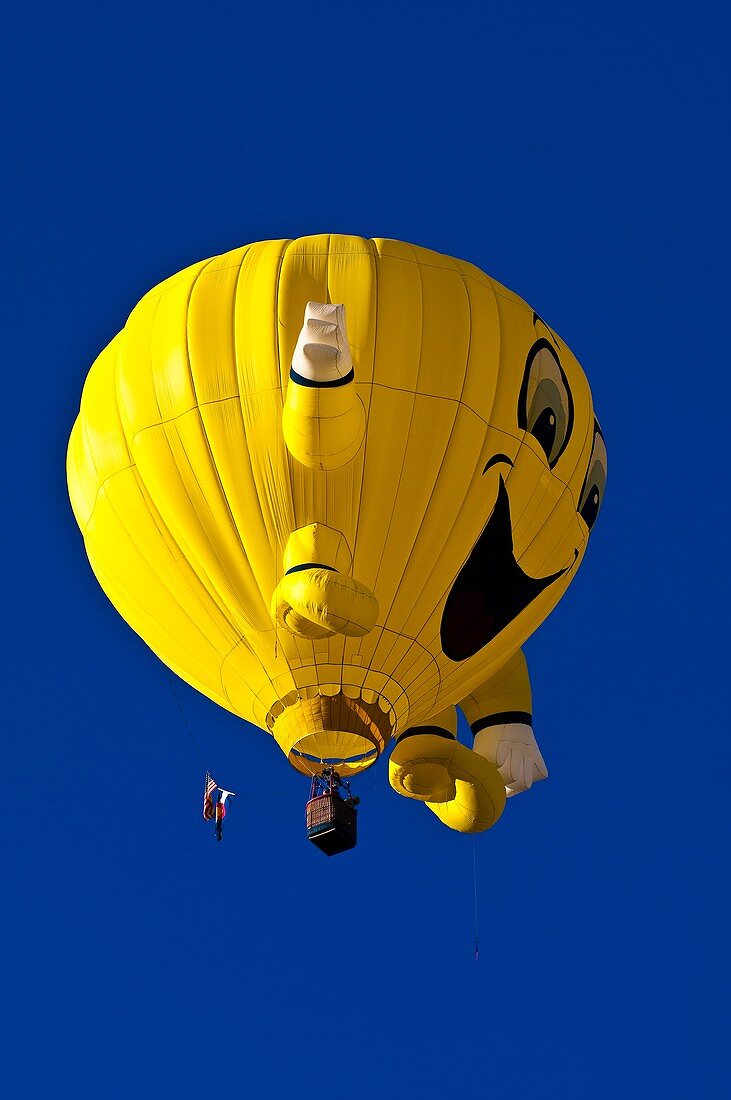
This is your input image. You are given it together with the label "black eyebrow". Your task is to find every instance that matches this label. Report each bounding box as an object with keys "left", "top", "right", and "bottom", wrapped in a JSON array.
[{"left": 483, "top": 454, "right": 514, "bottom": 474}]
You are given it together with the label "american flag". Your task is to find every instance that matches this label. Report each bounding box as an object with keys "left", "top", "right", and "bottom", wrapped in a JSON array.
[{"left": 203, "top": 773, "right": 217, "bottom": 820}]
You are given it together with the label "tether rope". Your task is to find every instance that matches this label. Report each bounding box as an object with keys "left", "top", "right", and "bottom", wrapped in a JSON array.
[{"left": 168, "top": 675, "right": 209, "bottom": 771}]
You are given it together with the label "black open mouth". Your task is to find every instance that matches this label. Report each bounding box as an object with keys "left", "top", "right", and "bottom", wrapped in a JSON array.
[{"left": 440, "top": 475, "right": 572, "bottom": 662}]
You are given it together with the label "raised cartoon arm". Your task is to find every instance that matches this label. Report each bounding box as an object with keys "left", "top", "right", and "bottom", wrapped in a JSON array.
[
  {"left": 461, "top": 649, "right": 547, "bottom": 797},
  {"left": 388, "top": 650, "right": 547, "bottom": 833}
]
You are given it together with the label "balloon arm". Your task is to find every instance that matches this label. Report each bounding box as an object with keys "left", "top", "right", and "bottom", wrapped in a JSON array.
[
  {"left": 282, "top": 302, "right": 365, "bottom": 470},
  {"left": 272, "top": 526, "right": 378, "bottom": 640},
  {"left": 457, "top": 650, "right": 543, "bottom": 795},
  {"left": 473, "top": 723, "right": 548, "bottom": 796}
]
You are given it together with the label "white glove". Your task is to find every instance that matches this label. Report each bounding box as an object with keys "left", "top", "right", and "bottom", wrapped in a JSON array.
[
  {"left": 292, "top": 302, "right": 353, "bottom": 383},
  {"left": 473, "top": 723, "right": 548, "bottom": 797}
]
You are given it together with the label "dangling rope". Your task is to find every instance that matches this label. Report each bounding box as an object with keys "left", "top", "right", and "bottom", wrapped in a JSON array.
[
  {"left": 473, "top": 836, "right": 480, "bottom": 962},
  {"left": 168, "top": 675, "right": 294, "bottom": 800},
  {"left": 168, "top": 675, "right": 209, "bottom": 771}
]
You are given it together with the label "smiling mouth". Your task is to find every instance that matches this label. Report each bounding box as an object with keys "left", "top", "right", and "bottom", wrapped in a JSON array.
[{"left": 440, "top": 475, "right": 572, "bottom": 662}]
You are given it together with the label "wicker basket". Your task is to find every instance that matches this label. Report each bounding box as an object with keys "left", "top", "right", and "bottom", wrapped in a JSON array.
[{"left": 306, "top": 793, "right": 357, "bottom": 856}]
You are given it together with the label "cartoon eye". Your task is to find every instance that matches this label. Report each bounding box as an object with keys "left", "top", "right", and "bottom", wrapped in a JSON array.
[
  {"left": 518, "top": 340, "right": 574, "bottom": 467},
  {"left": 578, "top": 423, "right": 607, "bottom": 531}
]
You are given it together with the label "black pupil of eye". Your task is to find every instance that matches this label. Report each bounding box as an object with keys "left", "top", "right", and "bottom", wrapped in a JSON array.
[
  {"left": 581, "top": 484, "right": 601, "bottom": 529},
  {"left": 531, "top": 406, "right": 557, "bottom": 460}
]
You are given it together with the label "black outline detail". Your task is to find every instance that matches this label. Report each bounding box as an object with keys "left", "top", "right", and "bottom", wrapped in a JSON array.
[
  {"left": 518, "top": 339, "right": 574, "bottom": 468},
  {"left": 440, "top": 476, "right": 571, "bottom": 662},
  {"left": 289, "top": 366, "right": 355, "bottom": 389},
  {"left": 471, "top": 712, "right": 532, "bottom": 736},
  {"left": 483, "top": 454, "right": 514, "bottom": 474},
  {"left": 395, "top": 726, "right": 457, "bottom": 745},
  {"left": 532, "top": 311, "right": 561, "bottom": 352},
  {"left": 285, "top": 563, "right": 336, "bottom": 575},
  {"left": 578, "top": 419, "right": 606, "bottom": 532}
]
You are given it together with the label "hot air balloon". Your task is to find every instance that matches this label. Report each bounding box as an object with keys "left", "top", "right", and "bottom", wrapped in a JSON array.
[{"left": 67, "top": 234, "right": 606, "bottom": 839}]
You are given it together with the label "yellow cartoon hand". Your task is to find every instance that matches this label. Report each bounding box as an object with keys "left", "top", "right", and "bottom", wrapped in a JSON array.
[
  {"left": 271, "top": 568, "right": 378, "bottom": 640},
  {"left": 390, "top": 733, "right": 506, "bottom": 832}
]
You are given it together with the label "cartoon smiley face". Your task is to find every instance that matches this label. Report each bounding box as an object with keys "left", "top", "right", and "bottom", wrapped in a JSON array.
[
  {"left": 440, "top": 313, "right": 606, "bottom": 663},
  {"left": 68, "top": 234, "right": 607, "bottom": 782}
]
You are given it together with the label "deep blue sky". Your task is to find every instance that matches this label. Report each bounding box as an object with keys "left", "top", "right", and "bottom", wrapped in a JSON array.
[{"left": 3, "top": 3, "right": 728, "bottom": 1097}]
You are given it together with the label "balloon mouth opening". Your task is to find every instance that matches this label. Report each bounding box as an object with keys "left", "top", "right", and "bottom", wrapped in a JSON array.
[
  {"left": 440, "top": 475, "right": 569, "bottom": 661},
  {"left": 291, "top": 736, "right": 379, "bottom": 777},
  {"left": 267, "top": 690, "right": 394, "bottom": 778}
]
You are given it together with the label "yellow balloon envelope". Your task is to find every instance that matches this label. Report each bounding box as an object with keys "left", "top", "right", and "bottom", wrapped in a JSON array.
[{"left": 67, "top": 235, "right": 606, "bottom": 833}]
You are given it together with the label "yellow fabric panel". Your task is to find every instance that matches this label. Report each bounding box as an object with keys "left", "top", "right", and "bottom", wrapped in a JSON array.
[
  {"left": 393, "top": 404, "right": 488, "bottom": 635},
  {"left": 85, "top": 477, "right": 237, "bottom": 706},
  {"left": 130, "top": 416, "right": 253, "bottom": 634},
  {"left": 369, "top": 243, "right": 424, "bottom": 391},
  {"left": 186, "top": 247, "right": 250, "bottom": 404},
  {"left": 429, "top": 706, "right": 458, "bottom": 736},
  {"left": 412, "top": 253, "right": 471, "bottom": 400},
  {"left": 372, "top": 394, "right": 462, "bottom": 619},
  {"left": 354, "top": 383, "right": 415, "bottom": 593},
  {"left": 459, "top": 272, "right": 502, "bottom": 425},
  {"left": 116, "top": 267, "right": 197, "bottom": 438},
  {"left": 459, "top": 650, "right": 532, "bottom": 725},
  {"left": 282, "top": 378, "right": 365, "bottom": 470},
  {"left": 67, "top": 334, "right": 130, "bottom": 528},
  {"left": 277, "top": 238, "right": 333, "bottom": 386},
  {"left": 193, "top": 399, "right": 273, "bottom": 628},
  {"left": 67, "top": 233, "right": 603, "bottom": 791},
  {"left": 324, "top": 239, "right": 378, "bottom": 388}
]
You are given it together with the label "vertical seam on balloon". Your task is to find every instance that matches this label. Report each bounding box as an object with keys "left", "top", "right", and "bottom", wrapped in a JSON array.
[
  {"left": 368, "top": 243, "right": 423, "bottom": 622},
  {"left": 326, "top": 233, "right": 331, "bottom": 305},
  {"left": 387, "top": 263, "right": 473, "bottom": 652},
  {"left": 367, "top": 253, "right": 474, "bottom": 705},
  {"left": 114, "top": 283, "right": 206, "bottom": 589},
  {"left": 415, "top": 286, "right": 527, "bottom": 669},
  {"left": 488, "top": 279, "right": 524, "bottom": 528},
  {"left": 103, "top": 310, "right": 250, "bottom": 656},
  {"left": 272, "top": 237, "right": 297, "bottom": 700},
  {"left": 326, "top": 235, "right": 341, "bottom": 708},
  {"left": 369, "top": 263, "right": 475, "bottom": 708},
  {"left": 169, "top": 256, "right": 255, "bottom": 627},
  {"left": 358, "top": 243, "right": 422, "bottom": 701},
  {"left": 132, "top": 493, "right": 243, "bottom": 661},
  {"left": 81, "top": 463, "right": 136, "bottom": 533},
  {"left": 184, "top": 252, "right": 272, "bottom": 625},
  {"left": 362, "top": 251, "right": 426, "bottom": 698},
  {"left": 324, "top": 234, "right": 340, "bottom": 701},
  {"left": 90, "top": 466, "right": 241, "bottom": 683},
  {"left": 218, "top": 632, "right": 273, "bottom": 718},
  {"left": 232, "top": 244, "right": 283, "bottom": 634},
  {"left": 204, "top": 246, "right": 271, "bottom": 595},
  {"left": 230, "top": 239, "right": 286, "bottom": 715},
  {"left": 343, "top": 238, "right": 380, "bottom": 703},
  {"left": 140, "top": 264, "right": 257, "bottom": 645},
  {"left": 348, "top": 236, "right": 379, "bottom": 592},
  {"left": 84, "top": 257, "right": 267, "bottom": 726},
  {"left": 76, "top": 337, "right": 132, "bottom": 523}
]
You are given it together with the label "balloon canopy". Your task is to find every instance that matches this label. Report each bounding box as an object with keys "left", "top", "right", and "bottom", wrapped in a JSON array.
[{"left": 68, "top": 235, "right": 605, "bottom": 830}]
